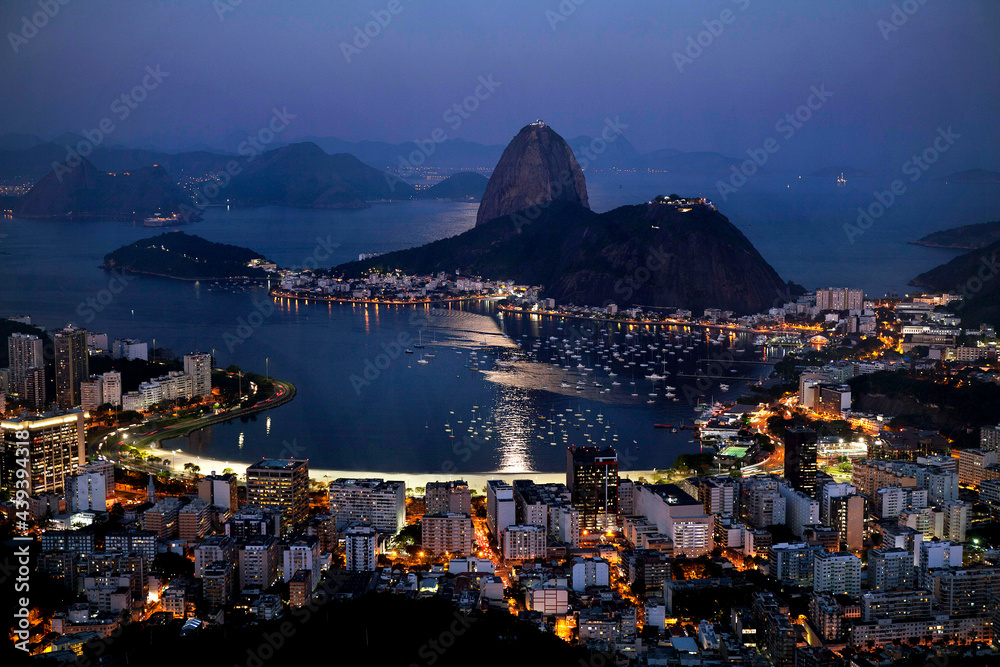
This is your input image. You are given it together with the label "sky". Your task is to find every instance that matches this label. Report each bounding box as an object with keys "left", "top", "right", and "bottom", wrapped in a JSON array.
[{"left": 1, "top": 0, "right": 998, "bottom": 172}]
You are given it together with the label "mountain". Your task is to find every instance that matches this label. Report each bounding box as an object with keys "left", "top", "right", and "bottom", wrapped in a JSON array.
[
  {"left": 940, "top": 169, "right": 1000, "bottom": 184},
  {"left": 909, "top": 240, "right": 1000, "bottom": 327},
  {"left": 103, "top": 231, "right": 271, "bottom": 280},
  {"left": 911, "top": 220, "right": 1000, "bottom": 250},
  {"left": 811, "top": 166, "right": 872, "bottom": 178},
  {"left": 476, "top": 123, "right": 589, "bottom": 226},
  {"left": 337, "top": 196, "right": 792, "bottom": 315},
  {"left": 415, "top": 172, "right": 489, "bottom": 200},
  {"left": 12, "top": 158, "right": 195, "bottom": 221},
  {"left": 0, "top": 133, "right": 44, "bottom": 151},
  {"left": 299, "top": 136, "right": 505, "bottom": 171},
  {"left": 634, "top": 149, "right": 742, "bottom": 175},
  {"left": 224, "top": 142, "right": 414, "bottom": 209},
  {"left": 567, "top": 134, "right": 641, "bottom": 168}
]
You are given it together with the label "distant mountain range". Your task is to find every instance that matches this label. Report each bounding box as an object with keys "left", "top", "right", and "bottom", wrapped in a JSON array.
[
  {"left": 911, "top": 220, "right": 1000, "bottom": 250},
  {"left": 940, "top": 169, "right": 1000, "bottom": 184}
]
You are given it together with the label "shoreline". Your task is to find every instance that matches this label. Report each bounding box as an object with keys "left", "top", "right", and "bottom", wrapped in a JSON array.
[
  {"left": 497, "top": 304, "right": 757, "bottom": 332},
  {"left": 149, "top": 445, "right": 667, "bottom": 488},
  {"left": 270, "top": 289, "right": 500, "bottom": 307}
]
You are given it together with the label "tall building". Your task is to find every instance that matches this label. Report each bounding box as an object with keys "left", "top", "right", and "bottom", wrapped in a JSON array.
[
  {"left": 869, "top": 547, "right": 915, "bottom": 591},
  {"left": 344, "top": 524, "right": 378, "bottom": 571},
  {"left": 54, "top": 326, "right": 89, "bottom": 409},
  {"left": 1, "top": 410, "right": 86, "bottom": 495},
  {"left": 112, "top": 338, "right": 147, "bottom": 361},
  {"left": 327, "top": 478, "right": 406, "bottom": 533},
  {"left": 198, "top": 472, "right": 239, "bottom": 511},
  {"left": 282, "top": 536, "right": 320, "bottom": 585},
  {"left": 817, "top": 384, "right": 851, "bottom": 417},
  {"left": 567, "top": 445, "right": 619, "bottom": 530},
  {"left": 23, "top": 366, "right": 47, "bottom": 408},
  {"left": 238, "top": 535, "right": 280, "bottom": 591},
  {"left": 486, "top": 480, "right": 516, "bottom": 539},
  {"left": 425, "top": 480, "right": 471, "bottom": 516},
  {"left": 66, "top": 471, "right": 107, "bottom": 512},
  {"left": 958, "top": 448, "right": 998, "bottom": 489},
  {"left": 183, "top": 353, "right": 212, "bottom": 399},
  {"left": 783, "top": 426, "right": 817, "bottom": 498},
  {"left": 8, "top": 333, "right": 44, "bottom": 395},
  {"left": 178, "top": 499, "right": 211, "bottom": 540},
  {"left": 813, "top": 551, "right": 862, "bottom": 598},
  {"left": 245, "top": 459, "right": 309, "bottom": 532},
  {"left": 80, "top": 376, "right": 104, "bottom": 411},
  {"left": 422, "top": 513, "right": 475, "bottom": 556},
  {"left": 101, "top": 371, "right": 122, "bottom": 408},
  {"left": 981, "top": 426, "right": 1000, "bottom": 452},
  {"left": 502, "top": 524, "right": 547, "bottom": 561},
  {"left": 829, "top": 494, "right": 864, "bottom": 551},
  {"left": 815, "top": 288, "right": 864, "bottom": 312}
]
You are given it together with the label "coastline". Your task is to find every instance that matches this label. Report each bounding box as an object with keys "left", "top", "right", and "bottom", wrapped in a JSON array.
[
  {"left": 151, "top": 445, "right": 664, "bottom": 488},
  {"left": 270, "top": 289, "right": 500, "bottom": 307}
]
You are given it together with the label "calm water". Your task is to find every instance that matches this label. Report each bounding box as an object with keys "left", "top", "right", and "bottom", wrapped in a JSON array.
[{"left": 0, "top": 174, "right": 994, "bottom": 472}]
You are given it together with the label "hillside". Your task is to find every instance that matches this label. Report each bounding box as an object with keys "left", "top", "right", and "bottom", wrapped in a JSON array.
[
  {"left": 225, "top": 142, "right": 414, "bottom": 208},
  {"left": 415, "top": 172, "right": 489, "bottom": 200},
  {"left": 13, "top": 158, "right": 195, "bottom": 221},
  {"left": 337, "top": 197, "right": 793, "bottom": 315},
  {"left": 103, "top": 231, "right": 272, "bottom": 280},
  {"left": 909, "top": 239, "right": 1000, "bottom": 327},
  {"left": 911, "top": 220, "right": 1000, "bottom": 250}
]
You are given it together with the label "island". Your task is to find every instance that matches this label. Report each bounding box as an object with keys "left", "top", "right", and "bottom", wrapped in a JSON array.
[
  {"left": 102, "top": 231, "right": 276, "bottom": 281},
  {"left": 940, "top": 168, "right": 1000, "bottom": 184},
  {"left": 910, "top": 220, "right": 1000, "bottom": 250}
]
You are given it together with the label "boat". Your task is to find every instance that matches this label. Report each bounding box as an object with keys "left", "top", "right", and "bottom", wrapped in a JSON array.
[{"left": 404, "top": 349, "right": 414, "bottom": 354}]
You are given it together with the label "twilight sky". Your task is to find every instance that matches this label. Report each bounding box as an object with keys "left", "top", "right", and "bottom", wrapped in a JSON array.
[{"left": 1, "top": 0, "right": 998, "bottom": 171}]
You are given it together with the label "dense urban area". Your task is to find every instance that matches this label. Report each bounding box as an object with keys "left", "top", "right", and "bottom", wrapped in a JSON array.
[{"left": 2, "top": 281, "right": 1000, "bottom": 667}]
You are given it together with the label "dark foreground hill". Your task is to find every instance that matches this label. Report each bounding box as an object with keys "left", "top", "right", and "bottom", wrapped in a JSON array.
[
  {"left": 103, "top": 231, "right": 271, "bottom": 280},
  {"left": 338, "top": 197, "right": 794, "bottom": 315},
  {"left": 909, "top": 240, "right": 1000, "bottom": 327}
]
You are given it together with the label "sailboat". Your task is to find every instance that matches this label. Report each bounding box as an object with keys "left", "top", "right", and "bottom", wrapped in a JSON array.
[
  {"left": 414, "top": 331, "right": 424, "bottom": 349},
  {"left": 417, "top": 353, "right": 429, "bottom": 364}
]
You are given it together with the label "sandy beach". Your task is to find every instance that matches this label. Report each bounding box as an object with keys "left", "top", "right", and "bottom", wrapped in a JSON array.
[{"left": 150, "top": 442, "right": 664, "bottom": 490}]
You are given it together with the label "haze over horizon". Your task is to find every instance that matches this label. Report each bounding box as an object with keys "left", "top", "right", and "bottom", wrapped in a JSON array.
[{"left": 2, "top": 0, "right": 999, "bottom": 173}]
